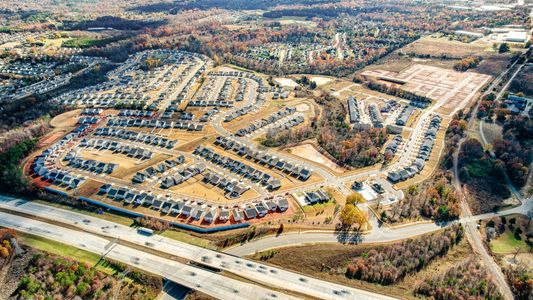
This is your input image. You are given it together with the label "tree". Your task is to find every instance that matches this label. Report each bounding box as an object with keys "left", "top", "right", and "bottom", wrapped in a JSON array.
[
  {"left": 499, "top": 43, "right": 510, "bottom": 53},
  {"left": 0, "top": 246, "right": 9, "bottom": 258},
  {"left": 346, "top": 193, "right": 365, "bottom": 206},
  {"left": 354, "top": 209, "right": 368, "bottom": 230},
  {"left": 339, "top": 204, "right": 357, "bottom": 228}
]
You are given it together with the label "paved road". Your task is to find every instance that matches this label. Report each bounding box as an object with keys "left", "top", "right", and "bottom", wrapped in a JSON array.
[
  {"left": 0, "top": 195, "right": 396, "bottom": 300},
  {"left": 226, "top": 222, "right": 442, "bottom": 256},
  {"left": 226, "top": 198, "right": 531, "bottom": 256},
  {"left": 449, "top": 54, "right": 531, "bottom": 300},
  {"left": 0, "top": 210, "right": 290, "bottom": 300}
]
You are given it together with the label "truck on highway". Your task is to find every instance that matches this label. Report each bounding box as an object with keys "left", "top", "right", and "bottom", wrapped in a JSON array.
[{"left": 137, "top": 227, "right": 154, "bottom": 236}]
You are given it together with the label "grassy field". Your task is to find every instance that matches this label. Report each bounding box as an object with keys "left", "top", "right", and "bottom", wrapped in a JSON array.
[
  {"left": 302, "top": 199, "right": 336, "bottom": 213},
  {"left": 160, "top": 230, "right": 217, "bottom": 249},
  {"left": 17, "top": 232, "right": 116, "bottom": 274},
  {"left": 490, "top": 230, "right": 530, "bottom": 254},
  {"left": 62, "top": 36, "right": 120, "bottom": 48}
]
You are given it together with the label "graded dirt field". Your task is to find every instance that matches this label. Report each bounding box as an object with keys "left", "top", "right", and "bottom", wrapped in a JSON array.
[
  {"left": 49, "top": 109, "right": 81, "bottom": 128},
  {"left": 363, "top": 64, "right": 491, "bottom": 116},
  {"left": 400, "top": 35, "right": 488, "bottom": 58},
  {"left": 274, "top": 77, "right": 299, "bottom": 88},
  {"left": 360, "top": 35, "right": 513, "bottom": 78},
  {"left": 171, "top": 177, "right": 262, "bottom": 203}
]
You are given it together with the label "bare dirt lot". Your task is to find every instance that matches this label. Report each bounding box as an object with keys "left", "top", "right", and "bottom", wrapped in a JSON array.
[
  {"left": 49, "top": 109, "right": 81, "bottom": 128},
  {"left": 400, "top": 36, "right": 487, "bottom": 58},
  {"left": 360, "top": 35, "right": 512, "bottom": 78},
  {"left": 363, "top": 64, "right": 491, "bottom": 116}
]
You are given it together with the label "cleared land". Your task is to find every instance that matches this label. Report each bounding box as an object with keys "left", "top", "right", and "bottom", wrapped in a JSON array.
[
  {"left": 363, "top": 64, "right": 491, "bottom": 116},
  {"left": 288, "top": 143, "right": 345, "bottom": 173}
]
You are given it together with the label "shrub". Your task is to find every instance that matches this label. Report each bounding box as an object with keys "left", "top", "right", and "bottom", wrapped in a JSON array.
[{"left": 345, "top": 225, "right": 464, "bottom": 284}]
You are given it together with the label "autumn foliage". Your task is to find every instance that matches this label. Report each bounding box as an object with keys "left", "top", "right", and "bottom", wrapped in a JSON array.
[
  {"left": 415, "top": 257, "right": 502, "bottom": 300},
  {"left": 345, "top": 225, "right": 464, "bottom": 284}
]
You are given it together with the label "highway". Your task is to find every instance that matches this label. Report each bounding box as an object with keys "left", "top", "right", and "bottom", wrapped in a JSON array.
[
  {"left": 0, "top": 195, "right": 397, "bottom": 300},
  {"left": 0, "top": 210, "right": 292, "bottom": 300}
]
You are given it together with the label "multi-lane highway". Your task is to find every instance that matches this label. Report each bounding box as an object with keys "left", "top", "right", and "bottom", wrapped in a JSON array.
[
  {"left": 0, "top": 195, "right": 396, "bottom": 300},
  {"left": 0, "top": 210, "right": 291, "bottom": 300}
]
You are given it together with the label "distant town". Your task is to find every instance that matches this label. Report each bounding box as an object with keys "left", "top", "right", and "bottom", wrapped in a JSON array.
[{"left": 0, "top": 1, "right": 531, "bottom": 300}]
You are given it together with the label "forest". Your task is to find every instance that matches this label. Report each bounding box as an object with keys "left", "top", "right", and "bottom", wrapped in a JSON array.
[
  {"left": 492, "top": 115, "right": 532, "bottom": 187},
  {"left": 0, "top": 138, "right": 38, "bottom": 195},
  {"left": 377, "top": 171, "right": 461, "bottom": 224},
  {"left": 16, "top": 252, "right": 161, "bottom": 299},
  {"left": 345, "top": 225, "right": 464, "bottom": 284},
  {"left": 262, "top": 93, "right": 387, "bottom": 168},
  {"left": 414, "top": 257, "right": 502, "bottom": 300},
  {"left": 0, "top": 229, "right": 17, "bottom": 269}
]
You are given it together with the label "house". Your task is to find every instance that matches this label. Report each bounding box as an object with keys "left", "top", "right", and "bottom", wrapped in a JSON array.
[
  {"left": 388, "top": 171, "right": 401, "bottom": 183},
  {"left": 276, "top": 197, "right": 289, "bottom": 212},
  {"left": 124, "top": 192, "right": 135, "bottom": 204},
  {"left": 219, "top": 209, "right": 230, "bottom": 222},
  {"left": 115, "top": 188, "right": 127, "bottom": 201},
  {"left": 99, "top": 184, "right": 111, "bottom": 194},
  {"left": 144, "top": 194, "right": 155, "bottom": 206},
  {"left": 108, "top": 188, "right": 118, "bottom": 199},
  {"left": 305, "top": 191, "right": 321, "bottom": 204},
  {"left": 243, "top": 206, "right": 257, "bottom": 219},
  {"left": 267, "top": 179, "right": 281, "bottom": 191},
  {"left": 255, "top": 202, "right": 269, "bottom": 217},
  {"left": 134, "top": 193, "right": 147, "bottom": 206},
  {"left": 161, "top": 201, "right": 172, "bottom": 214},
  {"left": 170, "top": 202, "right": 183, "bottom": 215},
  {"left": 203, "top": 208, "right": 218, "bottom": 224},
  {"left": 263, "top": 200, "right": 278, "bottom": 212},
  {"left": 191, "top": 208, "right": 204, "bottom": 221},
  {"left": 151, "top": 199, "right": 164, "bottom": 210},
  {"left": 161, "top": 177, "right": 175, "bottom": 189},
  {"left": 232, "top": 208, "right": 244, "bottom": 222},
  {"left": 181, "top": 205, "right": 193, "bottom": 217},
  {"left": 351, "top": 181, "right": 363, "bottom": 190}
]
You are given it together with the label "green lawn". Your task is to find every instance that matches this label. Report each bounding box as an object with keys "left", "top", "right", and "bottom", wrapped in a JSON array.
[
  {"left": 17, "top": 232, "right": 116, "bottom": 274},
  {"left": 490, "top": 230, "right": 529, "bottom": 254},
  {"left": 61, "top": 36, "right": 122, "bottom": 48},
  {"left": 302, "top": 200, "right": 335, "bottom": 213},
  {"left": 160, "top": 230, "right": 216, "bottom": 249}
]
